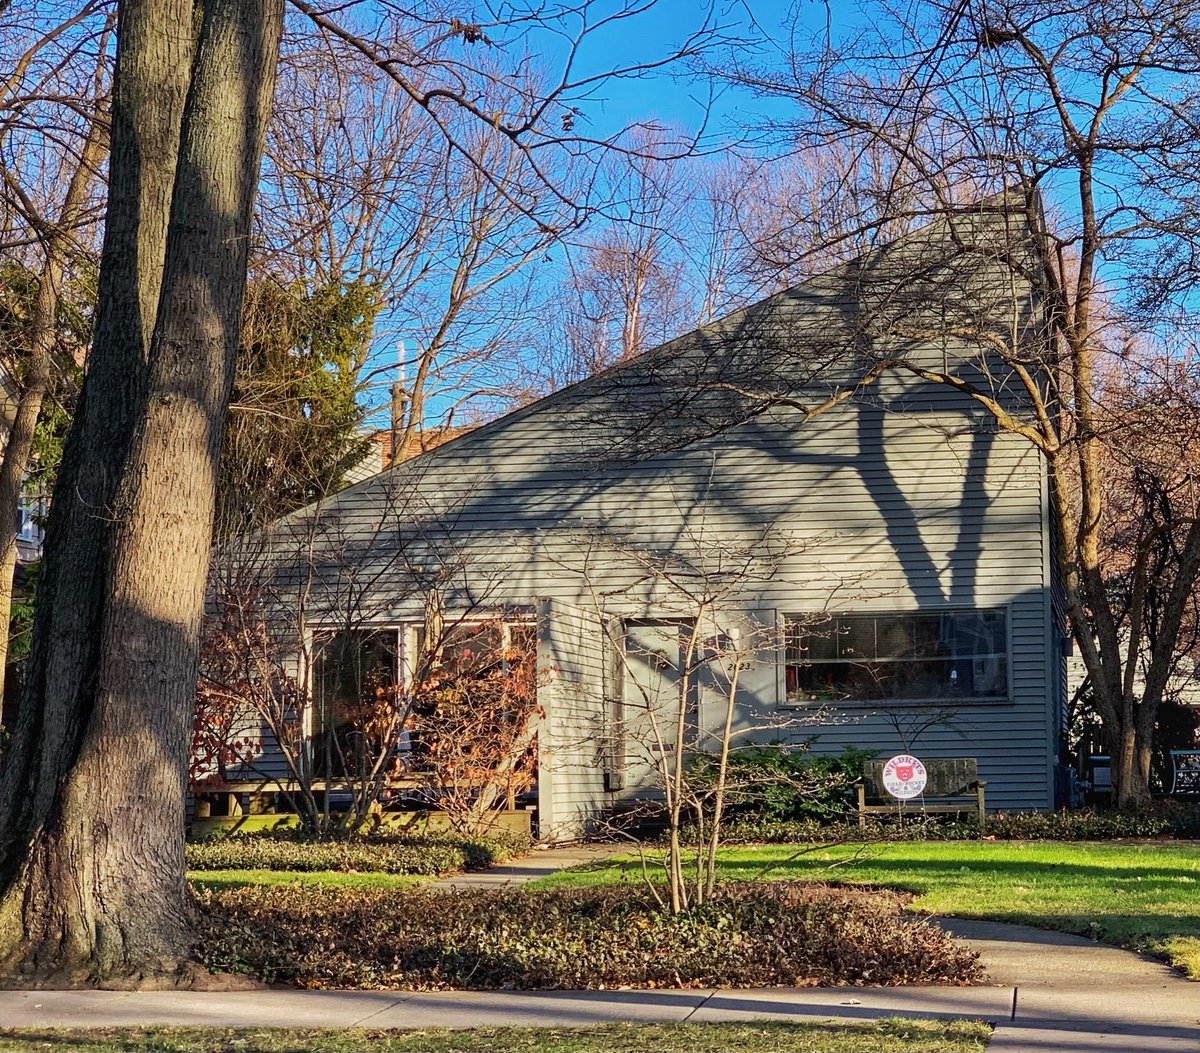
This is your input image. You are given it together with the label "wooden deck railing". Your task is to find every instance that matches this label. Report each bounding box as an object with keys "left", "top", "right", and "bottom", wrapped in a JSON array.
[{"left": 192, "top": 774, "right": 523, "bottom": 814}]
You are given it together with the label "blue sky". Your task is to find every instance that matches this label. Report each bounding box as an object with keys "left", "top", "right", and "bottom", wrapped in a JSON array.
[
  {"left": 365, "top": 1, "right": 885, "bottom": 428},
  {"left": 524, "top": 0, "right": 856, "bottom": 143}
]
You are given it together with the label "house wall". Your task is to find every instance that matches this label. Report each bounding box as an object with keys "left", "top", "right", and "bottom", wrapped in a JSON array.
[
  {"left": 536, "top": 599, "right": 610, "bottom": 840},
  {"left": 247, "top": 380, "right": 1055, "bottom": 817},
  {"left": 228, "top": 201, "right": 1062, "bottom": 826}
]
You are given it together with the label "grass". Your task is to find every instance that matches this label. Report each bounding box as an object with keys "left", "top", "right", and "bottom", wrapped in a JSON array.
[
  {"left": 0, "top": 1020, "right": 992, "bottom": 1053},
  {"left": 532, "top": 840, "right": 1200, "bottom": 979},
  {"left": 188, "top": 870, "right": 427, "bottom": 891}
]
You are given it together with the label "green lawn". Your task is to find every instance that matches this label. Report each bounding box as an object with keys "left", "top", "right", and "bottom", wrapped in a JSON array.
[
  {"left": 0, "top": 1020, "right": 992, "bottom": 1053},
  {"left": 188, "top": 870, "right": 428, "bottom": 891},
  {"left": 532, "top": 840, "right": 1200, "bottom": 978}
]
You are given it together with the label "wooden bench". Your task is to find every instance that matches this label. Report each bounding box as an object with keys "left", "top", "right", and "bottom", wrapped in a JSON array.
[
  {"left": 857, "top": 757, "right": 987, "bottom": 831},
  {"left": 189, "top": 775, "right": 533, "bottom": 839}
]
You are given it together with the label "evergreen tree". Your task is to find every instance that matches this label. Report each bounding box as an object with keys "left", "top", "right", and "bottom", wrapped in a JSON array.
[{"left": 217, "top": 277, "right": 379, "bottom": 539}]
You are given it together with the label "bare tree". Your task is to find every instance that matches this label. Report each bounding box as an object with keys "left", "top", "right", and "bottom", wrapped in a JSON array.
[
  {"left": 199, "top": 502, "right": 414, "bottom": 834},
  {"left": 556, "top": 487, "right": 828, "bottom": 912},
  {"left": 258, "top": 39, "right": 563, "bottom": 443},
  {"left": 521, "top": 137, "right": 735, "bottom": 394},
  {"left": 723, "top": 0, "right": 1200, "bottom": 806},
  {"left": 517, "top": 130, "right": 941, "bottom": 399},
  {"left": 198, "top": 472, "right": 533, "bottom": 835},
  {"left": 405, "top": 612, "right": 540, "bottom": 835},
  {"left": 0, "top": 0, "right": 736, "bottom": 984},
  {"left": 0, "top": 5, "right": 110, "bottom": 714}
]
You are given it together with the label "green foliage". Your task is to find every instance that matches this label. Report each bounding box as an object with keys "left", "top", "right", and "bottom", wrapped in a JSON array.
[
  {"left": 27, "top": 363, "right": 81, "bottom": 504},
  {"left": 713, "top": 803, "right": 1200, "bottom": 845},
  {"left": 188, "top": 869, "right": 428, "bottom": 891},
  {"left": 217, "top": 277, "right": 380, "bottom": 536},
  {"left": 186, "top": 830, "right": 530, "bottom": 875},
  {"left": 0, "top": 260, "right": 91, "bottom": 506},
  {"left": 198, "top": 881, "right": 982, "bottom": 989},
  {"left": 0, "top": 259, "right": 94, "bottom": 371},
  {"left": 691, "top": 745, "right": 875, "bottom": 822},
  {"left": 976, "top": 806, "right": 1196, "bottom": 840},
  {"left": 0, "top": 263, "right": 381, "bottom": 545},
  {"left": 5, "top": 560, "right": 37, "bottom": 674}
]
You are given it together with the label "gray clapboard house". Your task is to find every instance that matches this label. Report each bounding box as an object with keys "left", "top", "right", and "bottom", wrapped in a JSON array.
[{"left": 239, "top": 196, "right": 1068, "bottom": 839}]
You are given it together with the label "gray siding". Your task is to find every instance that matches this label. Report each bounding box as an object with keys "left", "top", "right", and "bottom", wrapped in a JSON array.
[
  {"left": 536, "top": 600, "right": 610, "bottom": 839},
  {"left": 230, "top": 200, "right": 1061, "bottom": 824}
]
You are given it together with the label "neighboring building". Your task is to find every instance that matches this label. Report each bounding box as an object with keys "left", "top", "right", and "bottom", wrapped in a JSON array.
[
  {"left": 345, "top": 424, "right": 483, "bottom": 484},
  {"left": 233, "top": 197, "right": 1069, "bottom": 839},
  {"left": 0, "top": 367, "right": 45, "bottom": 565},
  {"left": 14, "top": 490, "right": 46, "bottom": 563}
]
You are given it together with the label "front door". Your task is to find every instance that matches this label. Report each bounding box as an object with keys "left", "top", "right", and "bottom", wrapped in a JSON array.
[{"left": 621, "top": 620, "right": 696, "bottom": 794}]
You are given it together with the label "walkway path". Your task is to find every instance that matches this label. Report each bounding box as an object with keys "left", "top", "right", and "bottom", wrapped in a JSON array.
[
  {"left": 941, "top": 919, "right": 1198, "bottom": 1052},
  {"left": 0, "top": 847, "right": 1196, "bottom": 1051},
  {"left": 430, "top": 842, "right": 622, "bottom": 890}
]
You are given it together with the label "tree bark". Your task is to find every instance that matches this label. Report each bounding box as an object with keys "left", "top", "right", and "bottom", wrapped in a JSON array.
[
  {"left": 0, "top": 0, "right": 198, "bottom": 970},
  {"left": 0, "top": 92, "right": 108, "bottom": 721},
  {"left": 0, "top": 0, "right": 283, "bottom": 986}
]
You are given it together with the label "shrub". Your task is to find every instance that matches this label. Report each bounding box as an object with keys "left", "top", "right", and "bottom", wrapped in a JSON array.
[
  {"left": 689, "top": 745, "right": 875, "bottom": 823},
  {"left": 186, "top": 830, "right": 531, "bottom": 875},
  {"left": 198, "top": 881, "right": 981, "bottom": 989},
  {"left": 1153, "top": 799, "right": 1200, "bottom": 838},
  {"left": 714, "top": 804, "right": 1200, "bottom": 844}
]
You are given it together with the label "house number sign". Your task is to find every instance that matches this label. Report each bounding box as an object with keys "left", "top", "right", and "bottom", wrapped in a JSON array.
[{"left": 882, "top": 754, "right": 927, "bottom": 800}]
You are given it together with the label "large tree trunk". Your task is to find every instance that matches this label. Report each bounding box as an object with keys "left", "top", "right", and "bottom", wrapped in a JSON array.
[
  {"left": 0, "top": 0, "right": 197, "bottom": 980},
  {"left": 0, "top": 0, "right": 283, "bottom": 986},
  {"left": 1107, "top": 717, "right": 1152, "bottom": 810}
]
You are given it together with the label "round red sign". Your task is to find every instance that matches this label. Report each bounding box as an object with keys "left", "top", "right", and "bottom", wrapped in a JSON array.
[{"left": 882, "top": 754, "right": 927, "bottom": 800}]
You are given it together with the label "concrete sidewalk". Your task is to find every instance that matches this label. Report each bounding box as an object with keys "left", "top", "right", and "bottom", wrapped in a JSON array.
[
  {"left": 0, "top": 966, "right": 1195, "bottom": 1051},
  {"left": 3, "top": 928, "right": 1196, "bottom": 1053},
  {"left": 0, "top": 985, "right": 1015, "bottom": 1030},
  {"left": 1, "top": 848, "right": 1196, "bottom": 1051},
  {"left": 943, "top": 919, "right": 1199, "bottom": 1051}
]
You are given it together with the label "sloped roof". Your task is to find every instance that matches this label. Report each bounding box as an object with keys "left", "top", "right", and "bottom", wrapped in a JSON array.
[{"left": 272, "top": 193, "right": 1040, "bottom": 530}]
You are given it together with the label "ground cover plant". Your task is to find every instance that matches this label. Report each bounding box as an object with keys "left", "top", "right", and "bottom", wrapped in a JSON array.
[
  {"left": 536, "top": 841, "right": 1200, "bottom": 978},
  {"left": 198, "top": 881, "right": 981, "bottom": 989},
  {"left": 0, "top": 1020, "right": 993, "bottom": 1053},
  {"left": 188, "top": 870, "right": 427, "bottom": 891},
  {"left": 186, "top": 831, "right": 530, "bottom": 876},
  {"left": 714, "top": 803, "right": 1200, "bottom": 843}
]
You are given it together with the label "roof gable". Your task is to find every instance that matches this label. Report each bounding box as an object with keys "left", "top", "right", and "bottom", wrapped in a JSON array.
[{"left": 278, "top": 194, "right": 1042, "bottom": 527}]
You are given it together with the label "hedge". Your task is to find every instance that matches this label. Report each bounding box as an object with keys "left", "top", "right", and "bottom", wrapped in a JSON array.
[
  {"left": 713, "top": 802, "right": 1200, "bottom": 844},
  {"left": 198, "top": 881, "right": 981, "bottom": 990},
  {"left": 186, "top": 831, "right": 531, "bottom": 875}
]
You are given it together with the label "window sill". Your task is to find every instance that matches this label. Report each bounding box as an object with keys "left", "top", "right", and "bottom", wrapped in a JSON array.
[{"left": 781, "top": 696, "right": 1013, "bottom": 710}]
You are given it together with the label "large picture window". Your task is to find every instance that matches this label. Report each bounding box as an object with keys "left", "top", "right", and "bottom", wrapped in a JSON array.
[{"left": 785, "top": 609, "right": 1007, "bottom": 704}]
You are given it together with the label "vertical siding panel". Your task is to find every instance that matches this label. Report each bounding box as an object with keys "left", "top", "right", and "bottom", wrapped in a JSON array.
[{"left": 537, "top": 599, "right": 610, "bottom": 840}]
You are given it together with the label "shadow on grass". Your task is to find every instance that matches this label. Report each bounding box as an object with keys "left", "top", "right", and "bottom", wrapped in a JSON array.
[{"left": 188, "top": 870, "right": 423, "bottom": 892}]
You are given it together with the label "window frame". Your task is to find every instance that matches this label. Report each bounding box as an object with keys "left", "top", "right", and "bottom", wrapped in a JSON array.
[
  {"left": 303, "top": 613, "right": 538, "bottom": 707},
  {"left": 307, "top": 626, "right": 403, "bottom": 777},
  {"left": 302, "top": 613, "right": 538, "bottom": 773},
  {"left": 780, "top": 606, "right": 1013, "bottom": 707}
]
